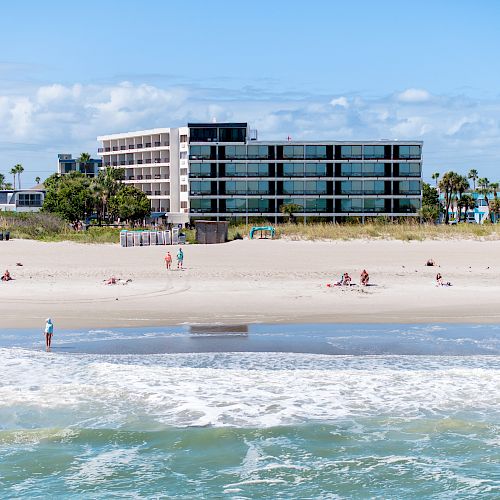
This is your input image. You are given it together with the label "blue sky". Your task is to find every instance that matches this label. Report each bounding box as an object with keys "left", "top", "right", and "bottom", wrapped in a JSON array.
[{"left": 1, "top": 0, "right": 500, "bottom": 185}]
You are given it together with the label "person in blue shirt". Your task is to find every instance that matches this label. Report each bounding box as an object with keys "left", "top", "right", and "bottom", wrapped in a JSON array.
[
  {"left": 177, "top": 248, "right": 184, "bottom": 270},
  {"left": 44, "top": 318, "right": 54, "bottom": 350}
]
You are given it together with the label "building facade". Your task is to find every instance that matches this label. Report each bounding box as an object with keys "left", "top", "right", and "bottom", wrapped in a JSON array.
[
  {"left": 0, "top": 189, "right": 45, "bottom": 212},
  {"left": 57, "top": 154, "right": 102, "bottom": 177},
  {"left": 188, "top": 123, "right": 423, "bottom": 222},
  {"left": 97, "top": 128, "right": 189, "bottom": 223}
]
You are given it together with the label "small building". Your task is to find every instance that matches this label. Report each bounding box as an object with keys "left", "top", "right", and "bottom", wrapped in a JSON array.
[
  {"left": 195, "top": 220, "right": 229, "bottom": 244},
  {"left": 58, "top": 154, "right": 102, "bottom": 177},
  {"left": 0, "top": 189, "right": 45, "bottom": 212}
]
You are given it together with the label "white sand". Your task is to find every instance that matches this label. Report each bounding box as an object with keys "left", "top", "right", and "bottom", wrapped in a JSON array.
[{"left": 0, "top": 238, "right": 499, "bottom": 328}]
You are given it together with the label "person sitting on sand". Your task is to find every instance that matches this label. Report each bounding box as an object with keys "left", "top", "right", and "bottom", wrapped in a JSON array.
[
  {"left": 1, "top": 270, "right": 12, "bottom": 281},
  {"left": 436, "top": 273, "right": 452, "bottom": 287},
  {"left": 426, "top": 259, "right": 436, "bottom": 266},
  {"left": 342, "top": 272, "right": 352, "bottom": 286},
  {"left": 104, "top": 277, "right": 117, "bottom": 285},
  {"left": 360, "top": 269, "right": 369, "bottom": 286}
]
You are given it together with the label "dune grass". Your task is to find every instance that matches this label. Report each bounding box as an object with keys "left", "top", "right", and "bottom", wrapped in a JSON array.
[{"left": 1, "top": 212, "right": 499, "bottom": 243}]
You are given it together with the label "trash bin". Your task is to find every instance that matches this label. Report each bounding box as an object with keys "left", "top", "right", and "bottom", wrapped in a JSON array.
[
  {"left": 120, "top": 230, "right": 128, "bottom": 247},
  {"left": 0, "top": 232, "right": 3, "bottom": 241},
  {"left": 5, "top": 232, "right": 9, "bottom": 241}
]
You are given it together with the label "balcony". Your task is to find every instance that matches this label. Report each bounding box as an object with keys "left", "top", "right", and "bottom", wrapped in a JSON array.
[
  {"left": 112, "top": 162, "right": 118, "bottom": 167},
  {"left": 146, "top": 143, "right": 151, "bottom": 148},
  {"left": 120, "top": 161, "right": 126, "bottom": 166},
  {"left": 154, "top": 190, "right": 161, "bottom": 196},
  {"left": 112, "top": 147, "right": 118, "bottom": 151},
  {"left": 136, "top": 143, "right": 143, "bottom": 148},
  {"left": 399, "top": 190, "right": 421, "bottom": 195},
  {"left": 128, "top": 145, "right": 134, "bottom": 149},
  {"left": 145, "top": 191, "right": 152, "bottom": 196},
  {"left": 120, "top": 146, "right": 126, "bottom": 151},
  {"left": 137, "top": 175, "right": 143, "bottom": 180},
  {"left": 145, "top": 159, "right": 152, "bottom": 164},
  {"left": 128, "top": 176, "right": 135, "bottom": 180},
  {"left": 137, "top": 160, "right": 143, "bottom": 165},
  {"left": 105, "top": 147, "right": 110, "bottom": 152},
  {"left": 154, "top": 158, "right": 162, "bottom": 163},
  {"left": 128, "top": 161, "right": 134, "bottom": 165},
  {"left": 154, "top": 141, "right": 161, "bottom": 147},
  {"left": 146, "top": 175, "right": 152, "bottom": 180},
  {"left": 98, "top": 147, "right": 104, "bottom": 153},
  {"left": 154, "top": 174, "right": 161, "bottom": 179}
]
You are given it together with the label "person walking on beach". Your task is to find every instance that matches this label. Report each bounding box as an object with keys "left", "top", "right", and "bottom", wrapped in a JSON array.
[
  {"left": 164, "top": 251, "right": 172, "bottom": 270},
  {"left": 177, "top": 247, "right": 184, "bottom": 270},
  {"left": 44, "top": 318, "right": 54, "bottom": 351}
]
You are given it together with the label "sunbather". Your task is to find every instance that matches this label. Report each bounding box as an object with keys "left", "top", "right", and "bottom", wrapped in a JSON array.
[
  {"left": 436, "top": 273, "right": 452, "bottom": 287},
  {"left": 1, "top": 270, "right": 12, "bottom": 281},
  {"left": 360, "top": 269, "right": 369, "bottom": 286}
]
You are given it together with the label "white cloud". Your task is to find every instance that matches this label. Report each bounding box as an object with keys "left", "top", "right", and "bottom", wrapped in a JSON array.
[
  {"left": 330, "top": 96, "right": 349, "bottom": 108},
  {"left": 396, "top": 88, "right": 431, "bottom": 103}
]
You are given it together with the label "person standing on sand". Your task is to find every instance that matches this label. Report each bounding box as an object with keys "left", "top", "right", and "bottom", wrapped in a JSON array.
[
  {"left": 44, "top": 318, "right": 54, "bottom": 350},
  {"left": 164, "top": 251, "right": 172, "bottom": 270},
  {"left": 177, "top": 247, "right": 184, "bottom": 269}
]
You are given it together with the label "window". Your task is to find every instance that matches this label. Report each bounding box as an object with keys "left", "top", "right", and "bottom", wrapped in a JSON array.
[
  {"left": 340, "top": 181, "right": 363, "bottom": 194},
  {"left": 396, "top": 198, "right": 420, "bottom": 213},
  {"left": 247, "top": 163, "right": 269, "bottom": 176},
  {"left": 283, "top": 198, "right": 326, "bottom": 212},
  {"left": 181, "top": 201, "right": 188, "bottom": 209},
  {"left": 247, "top": 145, "right": 269, "bottom": 159},
  {"left": 341, "top": 163, "right": 363, "bottom": 176},
  {"left": 305, "top": 163, "right": 327, "bottom": 176},
  {"left": 247, "top": 181, "right": 269, "bottom": 194},
  {"left": 181, "top": 184, "right": 188, "bottom": 192},
  {"left": 363, "top": 199, "right": 385, "bottom": 212},
  {"left": 219, "top": 127, "right": 246, "bottom": 142},
  {"left": 190, "top": 163, "right": 211, "bottom": 177},
  {"left": 180, "top": 151, "right": 188, "bottom": 159},
  {"left": 190, "top": 181, "right": 211, "bottom": 195},
  {"left": 247, "top": 199, "right": 270, "bottom": 212},
  {"left": 225, "top": 145, "right": 247, "bottom": 159},
  {"left": 225, "top": 163, "right": 246, "bottom": 176},
  {"left": 283, "top": 181, "right": 304, "bottom": 194},
  {"left": 363, "top": 180, "right": 385, "bottom": 194},
  {"left": 180, "top": 168, "right": 188, "bottom": 176},
  {"left": 305, "top": 145, "right": 327, "bottom": 159},
  {"left": 340, "top": 145, "right": 362, "bottom": 159},
  {"left": 17, "top": 193, "right": 42, "bottom": 207},
  {"left": 180, "top": 134, "right": 188, "bottom": 142},
  {"left": 362, "top": 163, "right": 385, "bottom": 176},
  {"left": 283, "top": 145, "right": 304, "bottom": 159},
  {"left": 283, "top": 163, "right": 305, "bottom": 176},
  {"left": 341, "top": 198, "right": 363, "bottom": 212},
  {"left": 399, "top": 163, "right": 421, "bottom": 176},
  {"left": 363, "top": 145, "right": 385, "bottom": 159},
  {"left": 225, "top": 181, "right": 247, "bottom": 194},
  {"left": 226, "top": 198, "right": 247, "bottom": 212},
  {"left": 190, "top": 128, "right": 217, "bottom": 142},
  {"left": 399, "top": 180, "right": 421, "bottom": 194},
  {"left": 190, "top": 145, "right": 211, "bottom": 160},
  {"left": 399, "top": 145, "right": 421, "bottom": 159},
  {"left": 190, "top": 199, "right": 211, "bottom": 212}
]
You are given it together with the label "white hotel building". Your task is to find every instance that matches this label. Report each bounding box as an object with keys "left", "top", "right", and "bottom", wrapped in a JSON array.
[{"left": 97, "top": 127, "right": 190, "bottom": 223}]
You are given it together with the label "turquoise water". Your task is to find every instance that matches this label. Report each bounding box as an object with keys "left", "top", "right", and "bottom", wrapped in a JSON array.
[{"left": 0, "top": 324, "right": 499, "bottom": 498}]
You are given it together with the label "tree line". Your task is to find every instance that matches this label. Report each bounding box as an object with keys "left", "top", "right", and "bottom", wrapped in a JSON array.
[
  {"left": 422, "top": 169, "right": 500, "bottom": 223},
  {"left": 0, "top": 164, "right": 30, "bottom": 190}
]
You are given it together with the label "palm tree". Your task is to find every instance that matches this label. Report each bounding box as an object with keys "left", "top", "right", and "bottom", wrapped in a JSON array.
[
  {"left": 478, "top": 177, "right": 492, "bottom": 222},
  {"left": 431, "top": 172, "right": 440, "bottom": 187},
  {"left": 9, "top": 166, "right": 17, "bottom": 190},
  {"left": 15, "top": 164, "right": 24, "bottom": 189},
  {"left": 468, "top": 169, "right": 479, "bottom": 192},
  {"left": 77, "top": 152, "right": 92, "bottom": 176},
  {"left": 35, "top": 176, "right": 41, "bottom": 185},
  {"left": 439, "top": 171, "right": 462, "bottom": 223},
  {"left": 0, "top": 173, "right": 5, "bottom": 189}
]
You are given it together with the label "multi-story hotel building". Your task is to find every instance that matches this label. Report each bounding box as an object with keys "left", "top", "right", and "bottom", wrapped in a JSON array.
[
  {"left": 188, "top": 122, "right": 423, "bottom": 222},
  {"left": 97, "top": 128, "right": 190, "bottom": 223}
]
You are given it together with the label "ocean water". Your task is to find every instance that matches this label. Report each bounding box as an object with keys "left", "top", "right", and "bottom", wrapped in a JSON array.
[{"left": 0, "top": 324, "right": 499, "bottom": 498}]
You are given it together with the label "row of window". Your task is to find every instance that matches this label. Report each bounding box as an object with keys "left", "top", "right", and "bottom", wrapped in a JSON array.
[
  {"left": 189, "top": 144, "right": 422, "bottom": 160},
  {"left": 190, "top": 180, "right": 421, "bottom": 196},
  {"left": 190, "top": 162, "right": 422, "bottom": 178},
  {"left": 190, "top": 198, "right": 420, "bottom": 213},
  {"left": 17, "top": 193, "right": 43, "bottom": 207}
]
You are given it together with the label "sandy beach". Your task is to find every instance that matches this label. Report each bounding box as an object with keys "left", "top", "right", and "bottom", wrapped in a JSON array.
[{"left": 1, "top": 238, "right": 499, "bottom": 328}]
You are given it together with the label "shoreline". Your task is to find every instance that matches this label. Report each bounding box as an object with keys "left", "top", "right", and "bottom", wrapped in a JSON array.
[{"left": 1, "top": 238, "right": 500, "bottom": 329}]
